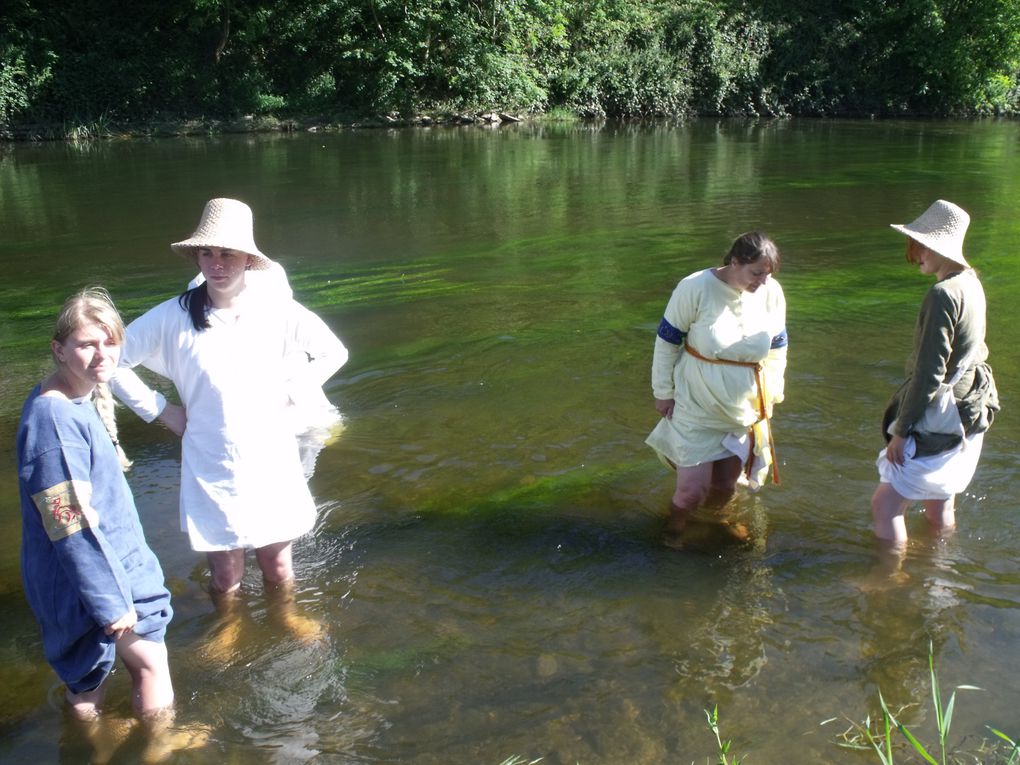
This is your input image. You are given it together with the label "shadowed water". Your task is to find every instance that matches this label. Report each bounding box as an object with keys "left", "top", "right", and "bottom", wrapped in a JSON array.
[{"left": 1, "top": 119, "right": 1019, "bottom": 763}]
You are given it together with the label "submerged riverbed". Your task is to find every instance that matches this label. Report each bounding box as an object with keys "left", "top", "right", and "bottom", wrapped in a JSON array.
[{"left": 1, "top": 119, "right": 1019, "bottom": 763}]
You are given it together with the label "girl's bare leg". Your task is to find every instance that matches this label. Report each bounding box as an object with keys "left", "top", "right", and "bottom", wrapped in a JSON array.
[
  {"left": 254, "top": 540, "right": 294, "bottom": 586},
  {"left": 707, "top": 455, "right": 743, "bottom": 507},
  {"left": 871, "top": 482, "right": 911, "bottom": 546},
  {"left": 257, "top": 540, "right": 324, "bottom": 642},
  {"left": 66, "top": 683, "right": 107, "bottom": 722},
  {"left": 668, "top": 462, "right": 715, "bottom": 538},
  {"left": 207, "top": 548, "right": 246, "bottom": 594},
  {"left": 116, "top": 633, "right": 174, "bottom": 716},
  {"left": 202, "top": 549, "right": 247, "bottom": 663},
  {"left": 116, "top": 632, "right": 211, "bottom": 763},
  {"left": 923, "top": 496, "right": 956, "bottom": 537},
  {"left": 66, "top": 680, "right": 136, "bottom": 764},
  {"left": 264, "top": 578, "right": 325, "bottom": 643}
]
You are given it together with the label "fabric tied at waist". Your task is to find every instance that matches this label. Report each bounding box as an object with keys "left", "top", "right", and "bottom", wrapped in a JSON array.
[{"left": 683, "top": 342, "right": 780, "bottom": 485}]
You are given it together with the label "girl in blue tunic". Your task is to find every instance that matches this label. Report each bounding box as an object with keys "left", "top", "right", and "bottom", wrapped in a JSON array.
[{"left": 16, "top": 288, "right": 185, "bottom": 756}]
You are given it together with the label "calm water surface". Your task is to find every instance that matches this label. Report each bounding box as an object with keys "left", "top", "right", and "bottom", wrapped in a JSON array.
[{"left": 1, "top": 120, "right": 1019, "bottom": 763}]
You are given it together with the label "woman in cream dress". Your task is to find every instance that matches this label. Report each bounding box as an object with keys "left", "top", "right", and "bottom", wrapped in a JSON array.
[{"left": 646, "top": 232, "right": 787, "bottom": 544}]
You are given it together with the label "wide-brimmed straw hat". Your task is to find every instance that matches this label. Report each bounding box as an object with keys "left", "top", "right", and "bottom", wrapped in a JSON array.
[
  {"left": 171, "top": 198, "right": 271, "bottom": 270},
  {"left": 890, "top": 199, "right": 971, "bottom": 268}
]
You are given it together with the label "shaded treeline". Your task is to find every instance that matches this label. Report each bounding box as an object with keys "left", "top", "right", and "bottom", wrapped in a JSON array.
[{"left": 1, "top": 0, "right": 1019, "bottom": 131}]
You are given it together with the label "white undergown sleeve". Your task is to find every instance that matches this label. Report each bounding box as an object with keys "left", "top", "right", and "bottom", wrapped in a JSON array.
[
  {"left": 652, "top": 338, "right": 682, "bottom": 400},
  {"left": 109, "top": 303, "right": 172, "bottom": 423},
  {"left": 283, "top": 301, "right": 348, "bottom": 408}
]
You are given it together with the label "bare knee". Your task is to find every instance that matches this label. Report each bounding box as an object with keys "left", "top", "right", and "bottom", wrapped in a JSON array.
[
  {"left": 207, "top": 550, "right": 245, "bottom": 593},
  {"left": 66, "top": 684, "right": 106, "bottom": 721},
  {"left": 871, "top": 483, "right": 909, "bottom": 544},
  {"left": 871, "top": 484, "right": 896, "bottom": 518},
  {"left": 116, "top": 634, "right": 174, "bottom": 715},
  {"left": 923, "top": 498, "right": 956, "bottom": 532},
  {"left": 255, "top": 541, "right": 294, "bottom": 586},
  {"left": 672, "top": 483, "right": 709, "bottom": 512}
]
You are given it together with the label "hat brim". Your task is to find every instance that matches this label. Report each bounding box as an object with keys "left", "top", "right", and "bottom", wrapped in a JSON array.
[
  {"left": 171, "top": 240, "right": 272, "bottom": 270},
  {"left": 890, "top": 224, "right": 970, "bottom": 269}
]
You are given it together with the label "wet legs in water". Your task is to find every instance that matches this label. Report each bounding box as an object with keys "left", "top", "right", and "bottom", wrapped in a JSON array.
[
  {"left": 255, "top": 541, "right": 324, "bottom": 641},
  {"left": 203, "top": 540, "right": 323, "bottom": 656},
  {"left": 871, "top": 482, "right": 956, "bottom": 547},
  {"left": 869, "top": 482, "right": 956, "bottom": 584},
  {"left": 66, "top": 635, "right": 209, "bottom": 763},
  {"left": 666, "top": 455, "right": 747, "bottom": 545}
]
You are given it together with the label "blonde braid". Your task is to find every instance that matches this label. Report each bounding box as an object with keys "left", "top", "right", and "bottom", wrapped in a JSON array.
[
  {"left": 93, "top": 382, "right": 132, "bottom": 471},
  {"left": 53, "top": 286, "right": 132, "bottom": 471}
]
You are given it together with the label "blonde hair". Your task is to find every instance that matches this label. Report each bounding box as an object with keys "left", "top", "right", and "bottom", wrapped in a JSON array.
[{"left": 54, "top": 287, "right": 132, "bottom": 470}]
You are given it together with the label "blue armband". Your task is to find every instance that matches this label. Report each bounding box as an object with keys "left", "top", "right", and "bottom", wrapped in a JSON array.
[
  {"left": 770, "top": 328, "right": 788, "bottom": 349},
  {"left": 657, "top": 318, "right": 687, "bottom": 346}
]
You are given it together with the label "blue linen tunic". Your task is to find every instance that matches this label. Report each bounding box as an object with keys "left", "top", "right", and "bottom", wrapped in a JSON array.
[{"left": 16, "top": 386, "right": 172, "bottom": 693}]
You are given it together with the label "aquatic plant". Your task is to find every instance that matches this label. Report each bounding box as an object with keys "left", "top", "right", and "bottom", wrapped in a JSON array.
[
  {"left": 62, "top": 112, "right": 113, "bottom": 141},
  {"left": 835, "top": 641, "right": 1020, "bottom": 764},
  {"left": 986, "top": 728, "right": 1020, "bottom": 765},
  {"left": 704, "top": 705, "right": 743, "bottom": 765}
]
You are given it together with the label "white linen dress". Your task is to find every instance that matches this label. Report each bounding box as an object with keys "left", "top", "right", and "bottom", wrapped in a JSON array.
[
  {"left": 646, "top": 268, "right": 787, "bottom": 475},
  {"left": 112, "top": 289, "right": 347, "bottom": 552},
  {"left": 876, "top": 269, "right": 994, "bottom": 500}
]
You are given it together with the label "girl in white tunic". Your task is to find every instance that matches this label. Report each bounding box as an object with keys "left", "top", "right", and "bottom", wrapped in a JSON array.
[
  {"left": 112, "top": 198, "right": 347, "bottom": 645},
  {"left": 872, "top": 200, "right": 998, "bottom": 548},
  {"left": 187, "top": 257, "right": 343, "bottom": 478},
  {"left": 646, "top": 232, "right": 787, "bottom": 545}
]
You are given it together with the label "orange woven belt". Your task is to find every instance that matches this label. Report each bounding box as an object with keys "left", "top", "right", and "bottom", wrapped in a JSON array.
[{"left": 683, "top": 343, "right": 780, "bottom": 485}]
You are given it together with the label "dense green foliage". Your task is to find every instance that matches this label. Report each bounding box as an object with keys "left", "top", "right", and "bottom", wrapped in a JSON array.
[{"left": 1, "top": 0, "right": 1019, "bottom": 130}]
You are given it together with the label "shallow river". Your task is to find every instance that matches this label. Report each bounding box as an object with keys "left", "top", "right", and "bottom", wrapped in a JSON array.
[{"left": 1, "top": 119, "right": 1019, "bottom": 763}]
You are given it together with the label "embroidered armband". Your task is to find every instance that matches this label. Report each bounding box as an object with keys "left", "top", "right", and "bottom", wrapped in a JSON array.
[
  {"left": 31, "top": 480, "right": 96, "bottom": 542},
  {"left": 657, "top": 318, "right": 687, "bottom": 346},
  {"left": 770, "top": 328, "right": 789, "bottom": 349}
]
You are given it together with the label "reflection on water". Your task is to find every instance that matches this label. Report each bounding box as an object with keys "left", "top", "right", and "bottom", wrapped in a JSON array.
[{"left": 1, "top": 120, "right": 1020, "bottom": 763}]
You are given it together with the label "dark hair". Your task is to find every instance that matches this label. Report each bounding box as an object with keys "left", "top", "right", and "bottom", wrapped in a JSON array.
[
  {"left": 179, "top": 283, "right": 211, "bottom": 331},
  {"left": 722, "top": 231, "right": 781, "bottom": 273}
]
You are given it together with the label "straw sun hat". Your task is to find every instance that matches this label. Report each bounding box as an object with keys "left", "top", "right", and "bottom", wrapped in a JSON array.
[
  {"left": 171, "top": 198, "right": 271, "bottom": 270},
  {"left": 890, "top": 199, "right": 971, "bottom": 269}
]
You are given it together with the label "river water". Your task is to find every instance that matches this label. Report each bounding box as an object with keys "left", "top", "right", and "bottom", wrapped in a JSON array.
[{"left": 1, "top": 119, "right": 1019, "bottom": 763}]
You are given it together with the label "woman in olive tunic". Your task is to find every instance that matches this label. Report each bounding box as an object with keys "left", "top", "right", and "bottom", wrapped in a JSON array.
[{"left": 872, "top": 200, "right": 999, "bottom": 546}]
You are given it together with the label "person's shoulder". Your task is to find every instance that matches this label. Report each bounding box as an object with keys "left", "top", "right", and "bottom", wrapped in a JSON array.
[
  {"left": 18, "top": 390, "right": 91, "bottom": 456},
  {"left": 22, "top": 387, "right": 69, "bottom": 420},
  {"left": 245, "top": 260, "right": 294, "bottom": 300},
  {"left": 678, "top": 268, "right": 711, "bottom": 285},
  {"left": 130, "top": 293, "right": 190, "bottom": 325},
  {"left": 23, "top": 390, "right": 91, "bottom": 423},
  {"left": 764, "top": 277, "right": 785, "bottom": 299},
  {"left": 928, "top": 273, "right": 970, "bottom": 303},
  {"left": 673, "top": 268, "right": 713, "bottom": 294}
]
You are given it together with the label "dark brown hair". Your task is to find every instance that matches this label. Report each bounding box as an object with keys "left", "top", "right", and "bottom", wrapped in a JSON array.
[{"left": 722, "top": 231, "right": 781, "bottom": 273}]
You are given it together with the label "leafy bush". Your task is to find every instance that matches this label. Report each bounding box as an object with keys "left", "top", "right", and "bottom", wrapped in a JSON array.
[{"left": 1, "top": 0, "right": 1017, "bottom": 129}]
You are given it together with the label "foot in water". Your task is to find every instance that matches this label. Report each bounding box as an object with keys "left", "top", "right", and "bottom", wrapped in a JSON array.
[
  {"left": 80, "top": 715, "right": 137, "bottom": 765},
  {"left": 266, "top": 579, "right": 327, "bottom": 644},
  {"left": 200, "top": 588, "right": 246, "bottom": 664},
  {"left": 141, "top": 719, "right": 213, "bottom": 764},
  {"left": 670, "top": 517, "right": 753, "bottom": 550}
]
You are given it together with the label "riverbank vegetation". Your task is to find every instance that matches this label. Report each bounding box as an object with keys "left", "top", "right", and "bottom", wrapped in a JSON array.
[{"left": 2, "top": 0, "right": 1019, "bottom": 137}]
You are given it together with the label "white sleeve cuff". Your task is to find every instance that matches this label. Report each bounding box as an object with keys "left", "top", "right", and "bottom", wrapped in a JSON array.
[{"left": 109, "top": 368, "right": 167, "bottom": 423}]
